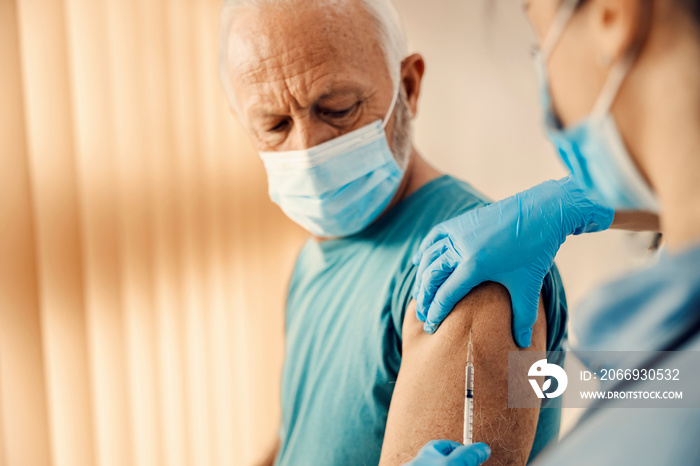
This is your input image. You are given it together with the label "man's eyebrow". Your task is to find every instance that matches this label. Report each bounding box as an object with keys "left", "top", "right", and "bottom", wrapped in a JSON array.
[
  {"left": 315, "top": 86, "right": 363, "bottom": 102},
  {"left": 247, "top": 83, "right": 368, "bottom": 119},
  {"left": 249, "top": 106, "right": 284, "bottom": 120}
]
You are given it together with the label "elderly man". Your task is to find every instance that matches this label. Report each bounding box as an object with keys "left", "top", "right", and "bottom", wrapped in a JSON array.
[{"left": 219, "top": 0, "right": 567, "bottom": 464}]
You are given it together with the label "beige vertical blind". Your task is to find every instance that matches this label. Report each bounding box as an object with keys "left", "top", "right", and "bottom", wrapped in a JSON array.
[{"left": 0, "top": 0, "right": 307, "bottom": 464}]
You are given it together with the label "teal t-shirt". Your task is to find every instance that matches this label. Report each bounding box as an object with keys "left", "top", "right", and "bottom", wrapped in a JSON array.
[{"left": 276, "top": 176, "right": 568, "bottom": 465}]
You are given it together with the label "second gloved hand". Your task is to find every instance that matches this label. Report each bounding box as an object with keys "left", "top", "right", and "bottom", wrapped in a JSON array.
[
  {"left": 406, "top": 440, "right": 491, "bottom": 465},
  {"left": 412, "top": 175, "right": 614, "bottom": 347}
]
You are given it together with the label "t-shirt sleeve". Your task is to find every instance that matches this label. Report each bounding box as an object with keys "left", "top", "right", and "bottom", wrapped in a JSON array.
[
  {"left": 390, "top": 262, "right": 418, "bottom": 350},
  {"left": 541, "top": 263, "right": 569, "bottom": 353}
]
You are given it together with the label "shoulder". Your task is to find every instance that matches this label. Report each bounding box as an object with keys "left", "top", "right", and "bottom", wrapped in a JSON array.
[
  {"left": 394, "top": 176, "right": 490, "bottom": 235},
  {"left": 402, "top": 282, "right": 547, "bottom": 354},
  {"left": 387, "top": 178, "right": 492, "bottom": 333}
]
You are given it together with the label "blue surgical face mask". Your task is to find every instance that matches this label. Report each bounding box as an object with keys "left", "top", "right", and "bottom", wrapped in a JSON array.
[
  {"left": 534, "top": 0, "right": 659, "bottom": 213},
  {"left": 259, "top": 88, "right": 404, "bottom": 238}
]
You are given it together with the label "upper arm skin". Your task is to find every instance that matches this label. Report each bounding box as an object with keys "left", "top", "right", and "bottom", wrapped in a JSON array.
[
  {"left": 379, "top": 282, "right": 547, "bottom": 466},
  {"left": 611, "top": 211, "right": 660, "bottom": 231}
]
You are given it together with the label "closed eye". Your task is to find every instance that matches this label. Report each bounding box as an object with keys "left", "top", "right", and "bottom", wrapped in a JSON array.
[
  {"left": 317, "top": 102, "right": 359, "bottom": 120},
  {"left": 268, "top": 118, "right": 291, "bottom": 133},
  {"left": 324, "top": 107, "right": 353, "bottom": 118}
]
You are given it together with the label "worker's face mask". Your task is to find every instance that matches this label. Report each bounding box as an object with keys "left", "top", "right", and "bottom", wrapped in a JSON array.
[
  {"left": 534, "top": 0, "right": 659, "bottom": 212},
  {"left": 259, "top": 87, "right": 404, "bottom": 238}
]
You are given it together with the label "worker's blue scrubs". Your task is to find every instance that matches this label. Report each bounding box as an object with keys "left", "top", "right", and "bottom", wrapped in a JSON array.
[{"left": 533, "top": 243, "right": 700, "bottom": 465}]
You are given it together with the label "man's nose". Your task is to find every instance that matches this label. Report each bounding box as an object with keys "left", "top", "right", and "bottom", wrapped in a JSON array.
[{"left": 291, "top": 119, "right": 339, "bottom": 150}]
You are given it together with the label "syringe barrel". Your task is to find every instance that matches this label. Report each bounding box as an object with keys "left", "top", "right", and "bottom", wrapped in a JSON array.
[{"left": 466, "top": 363, "right": 474, "bottom": 392}]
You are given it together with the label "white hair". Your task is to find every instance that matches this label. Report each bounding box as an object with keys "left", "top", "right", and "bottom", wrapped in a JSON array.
[{"left": 218, "top": 0, "right": 407, "bottom": 111}]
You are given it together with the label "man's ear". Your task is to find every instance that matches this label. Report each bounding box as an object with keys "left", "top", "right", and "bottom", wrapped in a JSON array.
[
  {"left": 400, "top": 53, "right": 425, "bottom": 118},
  {"left": 588, "top": 0, "right": 651, "bottom": 64}
]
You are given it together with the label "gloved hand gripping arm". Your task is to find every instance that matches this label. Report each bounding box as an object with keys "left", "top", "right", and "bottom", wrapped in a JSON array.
[{"left": 411, "top": 176, "right": 614, "bottom": 347}]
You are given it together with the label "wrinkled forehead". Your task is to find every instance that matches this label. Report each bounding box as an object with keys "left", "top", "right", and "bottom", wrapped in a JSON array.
[{"left": 224, "top": 1, "right": 391, "bottom": 114}]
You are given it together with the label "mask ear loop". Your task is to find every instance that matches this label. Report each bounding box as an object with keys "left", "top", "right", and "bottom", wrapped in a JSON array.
[
  {"left": 590, "top": 49, "right": 658, "bottom": 210},
  {"left": 590, "top": 53, "right": 636, "bottom": 118},
  {"left": 541, "top": 0, "right": 581, "bottom": 59},
  {"left": 539, "top": 0, "right": 634, "bottom": 120},
  {"left": 381, "top": 82, "right": 401, "bottom": 131}
]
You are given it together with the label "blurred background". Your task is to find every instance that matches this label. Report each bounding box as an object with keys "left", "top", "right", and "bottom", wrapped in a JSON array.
[{"left": 0, "top": 0, "right": 656, "bottom": 465}]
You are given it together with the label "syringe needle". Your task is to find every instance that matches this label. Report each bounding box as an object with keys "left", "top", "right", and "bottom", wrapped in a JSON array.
[{"left": 467, "top": 329, "right": 474, "bottom": 365}]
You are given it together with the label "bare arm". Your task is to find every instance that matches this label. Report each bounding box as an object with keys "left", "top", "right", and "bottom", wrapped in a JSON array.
[
  {"left": 611, "top": 211, "right": 660, "bottom": 231},
  {"left": 379, "top": 283, "right": 547, "bottom": 465}
]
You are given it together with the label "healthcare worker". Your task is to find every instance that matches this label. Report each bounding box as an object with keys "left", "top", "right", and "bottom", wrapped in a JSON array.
[{"left": 408, "top": 0, "right": 700, "bottom": 464}]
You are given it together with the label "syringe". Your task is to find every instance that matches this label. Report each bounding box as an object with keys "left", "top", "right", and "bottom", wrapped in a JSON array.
[{"left": 464, "top": 329, "right": 474, "bottom": 445}]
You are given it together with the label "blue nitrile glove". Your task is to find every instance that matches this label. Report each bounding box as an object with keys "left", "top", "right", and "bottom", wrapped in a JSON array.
[
  {"left": 411, "top": 175, "right": 614, "bottom": 347},
  {"left": 406, "top": 440, "right": 491, "bottom": 465}
]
